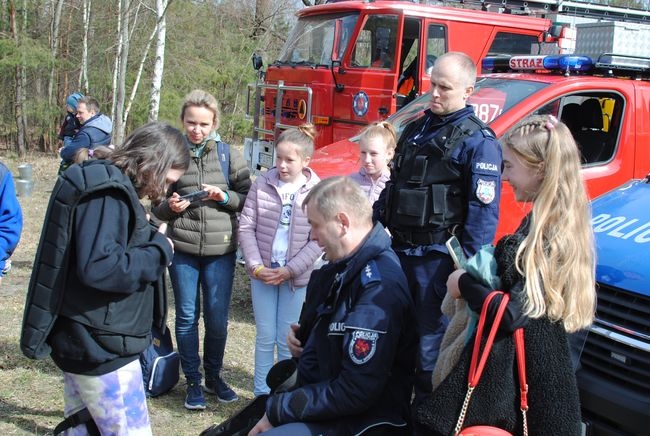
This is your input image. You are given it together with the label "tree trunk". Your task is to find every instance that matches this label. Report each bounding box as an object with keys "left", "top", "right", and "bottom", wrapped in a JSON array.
[
  {"left": 113, "top": 0, "right": 130, "bottom": 145},
  {"left": 148, "top": 0, "right": 169, "bottom": 122},
  {"left": 61, "top": 1, "right": 73, "bottom": 100},
  {"left": 9, "top": 0, "right": 26, "bottom": 156},
  {"left": 48, "top": 0, "right": 64, "bottom": 106},
  {"left": 125, "top": 0, "right": 171, "bottom": 125},
  {"left": 19, "top": 0, "right": 27, "bottom": 154},
  {"left": 253, "top": 0, "right": 271, "bottom": 37},
  {"left": 111, "top": 0, "right": 122, "bottom": 121},
  {"left": 0, "top": 0, "right": 7, "bottom": 33},
  {"left": 79, "top": 0, "right": 91, "bottom": 93}
]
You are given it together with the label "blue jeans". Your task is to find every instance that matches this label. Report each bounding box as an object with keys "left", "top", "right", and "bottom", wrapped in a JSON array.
[
  {"left": 251, "top": 276, "right": 305, "bottom": 396},
  {"left": 169, "top": 250, "right": 236, "bottom": 383}
]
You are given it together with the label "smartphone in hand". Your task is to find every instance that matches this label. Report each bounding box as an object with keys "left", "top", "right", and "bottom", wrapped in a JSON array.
[
  {"left": 446, "top": 236, "right": 467, "bottom": 269},
  {"left": 179, "top": 190, "right": 209, "bottom": 203}
]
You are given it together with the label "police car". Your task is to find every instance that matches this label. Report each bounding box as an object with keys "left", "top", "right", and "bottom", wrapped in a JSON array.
[{"left": 578, "top": 177, "right": 650, "bottom": 436}]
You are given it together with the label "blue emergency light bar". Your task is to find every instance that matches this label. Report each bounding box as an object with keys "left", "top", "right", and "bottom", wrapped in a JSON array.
[{"left": 482, "top": 55, "right": 594, "bottom": 73}]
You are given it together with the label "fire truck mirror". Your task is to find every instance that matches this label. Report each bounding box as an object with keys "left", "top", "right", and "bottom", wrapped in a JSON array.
[
  {"left": 547, "top": 24, "right": 564, "bottom": 40},
  {"left": 252, "top": 53, "right": 263, "bottom": 71}
]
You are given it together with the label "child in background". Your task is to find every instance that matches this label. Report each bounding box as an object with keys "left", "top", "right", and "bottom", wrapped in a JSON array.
[
  {"left": 58, "top": 92, "right": 84, "bottom": 147},
  {"left": 73, "top": 145, "right": 115, "bottom": 164},
  {"left": 349, "top": 121, "right": 396, "bottom": 203},
  {"left": 238, "top": 124, "right": 322, "bottom": 397}
]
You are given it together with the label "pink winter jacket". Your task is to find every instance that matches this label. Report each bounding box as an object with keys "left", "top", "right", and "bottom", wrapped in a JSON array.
[
  {"left": 238, "top": 167, "right": 322, "bottom": 289},
  {"left": 349, "top": 167, "right": 390, "bottom": 204}
]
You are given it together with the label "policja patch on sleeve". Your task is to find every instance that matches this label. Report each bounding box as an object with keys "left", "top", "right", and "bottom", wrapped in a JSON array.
[
  {"left": 349, "top": 330, "right": 379, "bottom": 364},
  {"left": 476, "top": 178, "right": 496, "bottom": 204}
]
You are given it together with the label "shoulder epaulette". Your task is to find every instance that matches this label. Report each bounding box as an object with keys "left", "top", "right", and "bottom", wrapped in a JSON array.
[{"left": 360, "top": 259, "right": 381, "bottom": 287}]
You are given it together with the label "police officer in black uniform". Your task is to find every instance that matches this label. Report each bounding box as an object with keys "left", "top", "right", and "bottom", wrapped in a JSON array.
[
  {"left": 375, "top": 51, "right": 503, "bottom": 403},
  {"left": 249, "top": 177, "right": 417, "bottom": 436}
]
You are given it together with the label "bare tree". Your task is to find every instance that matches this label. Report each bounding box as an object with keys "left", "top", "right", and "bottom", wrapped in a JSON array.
[
  {"left": 47, "top": 0, "right": 64, "bottom": 106},
  {"left": 111, "top": 0, "right": 122, "bottom": 121},
  {"left": 253, "top": 0, "right": 272, "bottom": 37},
  {"left": 148, "top": 0, "right": 170, "bottom": 122},
  {"left": 124, "top": 0, "right": 172, "bottom": 124},
  {"left": 112, "top": 0, "right": 131, "bottom": 144},
  {"left": 9, "top": 0, "right": 26, "bottom": 156},
  {"left": 79, "top": 0, "right": 91, "bottom": 93}
]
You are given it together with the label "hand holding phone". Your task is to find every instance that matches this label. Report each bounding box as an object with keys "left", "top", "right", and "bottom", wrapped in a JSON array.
[
  {"left": 445, "top": 236, "right": 467, "bottom": 269},
  {"left": 179, "top": 190, "right": 209, "bottom": 203}
]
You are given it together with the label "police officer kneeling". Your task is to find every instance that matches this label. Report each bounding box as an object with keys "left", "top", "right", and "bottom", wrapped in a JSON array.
[{"left": 248, "top": 177, "right": 417, "bottom": 436}]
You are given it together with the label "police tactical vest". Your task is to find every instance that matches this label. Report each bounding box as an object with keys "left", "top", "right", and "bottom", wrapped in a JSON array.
[
  {"left": 20, "top": 160, "right": 166, "bottom": 359},
  {"left": 386, "top": 113, "right": 492, "bottom": 246}
]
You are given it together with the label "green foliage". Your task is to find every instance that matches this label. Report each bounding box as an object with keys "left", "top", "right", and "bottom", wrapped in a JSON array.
[{"left": 0, "top": 38, "right": 51, "bottom": 70}]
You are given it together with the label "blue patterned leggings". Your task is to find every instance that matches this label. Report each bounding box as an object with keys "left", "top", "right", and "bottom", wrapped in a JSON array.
[{"left": 62, "top": 359, "right": 152, "bottom": 436}]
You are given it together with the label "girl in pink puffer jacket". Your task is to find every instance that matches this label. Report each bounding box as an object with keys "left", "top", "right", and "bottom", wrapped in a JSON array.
[{"left": 238, "top": 124, "right": 322, "bottom": 396}]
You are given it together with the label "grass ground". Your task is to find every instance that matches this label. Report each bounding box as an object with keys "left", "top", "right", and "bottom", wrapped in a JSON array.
[{"left": 0, "top": 151, "right": 257, "bottom": 435}]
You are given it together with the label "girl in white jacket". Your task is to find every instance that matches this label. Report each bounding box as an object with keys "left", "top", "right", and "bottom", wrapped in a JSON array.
[{"left": 238, "top": 124, "right": 322, "bottom": 396}]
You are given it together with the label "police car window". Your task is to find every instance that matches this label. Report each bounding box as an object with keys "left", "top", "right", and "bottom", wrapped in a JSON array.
[
  {"left": 351, "top": 15, "right": 398, "bottom": 69},
  {"left": 535, "top": 92, "right": 623, "bottom": 166}
]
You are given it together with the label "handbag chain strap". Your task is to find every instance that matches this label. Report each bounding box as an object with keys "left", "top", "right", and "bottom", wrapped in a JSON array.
[{"left": 453, "top": 291, "right": 529, "bottom": 436}]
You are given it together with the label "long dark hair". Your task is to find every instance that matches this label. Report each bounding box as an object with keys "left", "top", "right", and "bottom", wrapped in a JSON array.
[{"left": 110, "top": 122, "right": 190, "bottom": 202}]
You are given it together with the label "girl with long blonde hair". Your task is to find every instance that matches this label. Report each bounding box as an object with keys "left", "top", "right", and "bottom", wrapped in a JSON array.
[{"left": 417, "top": 114, "right": 596, "bottom": 435}]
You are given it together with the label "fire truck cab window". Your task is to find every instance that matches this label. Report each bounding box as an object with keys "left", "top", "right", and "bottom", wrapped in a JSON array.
[
  {"left": 426, "top": 24, "right": 446, "bottom": 75},
  {"left": 535, "top": 93, "right": 623, "bottom": 166},
  {"left": 396, "top": 18, "right": 422, "bottom": 107},
  {"left": 351, "top": 15, "right": 398, "bottom": 68},
  {"left": 488, "top": 32, "right": 539, "bottom": 55}
]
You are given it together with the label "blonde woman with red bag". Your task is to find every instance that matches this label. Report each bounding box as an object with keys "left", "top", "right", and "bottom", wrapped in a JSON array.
[{"left": 416, "top": 114, "right": 596, "bottom": 435}]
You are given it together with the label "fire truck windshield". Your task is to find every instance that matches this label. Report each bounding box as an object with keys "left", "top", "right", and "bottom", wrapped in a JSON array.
[{"left": 278, "top": 13, "right": 358, "bottom": 66}]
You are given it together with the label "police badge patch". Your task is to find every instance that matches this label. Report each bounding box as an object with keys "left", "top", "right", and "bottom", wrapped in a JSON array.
[
  {"left": 349, "top": 330, "right": 379, "bottom": 364},
  {"left": 476, "top": 178, "right": 496, "bottom": 204}
]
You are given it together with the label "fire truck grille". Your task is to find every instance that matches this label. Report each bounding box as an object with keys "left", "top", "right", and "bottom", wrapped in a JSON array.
[{"left": 580, "top": 284, "right": 650, "bottom": 395}]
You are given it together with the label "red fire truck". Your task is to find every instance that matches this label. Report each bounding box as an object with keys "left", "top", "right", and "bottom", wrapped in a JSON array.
[{"left": 245, "top": 0, "right": 579, "bottom": 172}]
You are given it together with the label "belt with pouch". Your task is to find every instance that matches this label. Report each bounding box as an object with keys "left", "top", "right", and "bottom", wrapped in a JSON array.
[{"left": 391, "top": 228, "right": 451, "bottom": 246}]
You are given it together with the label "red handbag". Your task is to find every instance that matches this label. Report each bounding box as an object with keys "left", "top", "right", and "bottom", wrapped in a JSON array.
[{"left": 454, "top": 291, "right": 528, "bottom": 436}]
